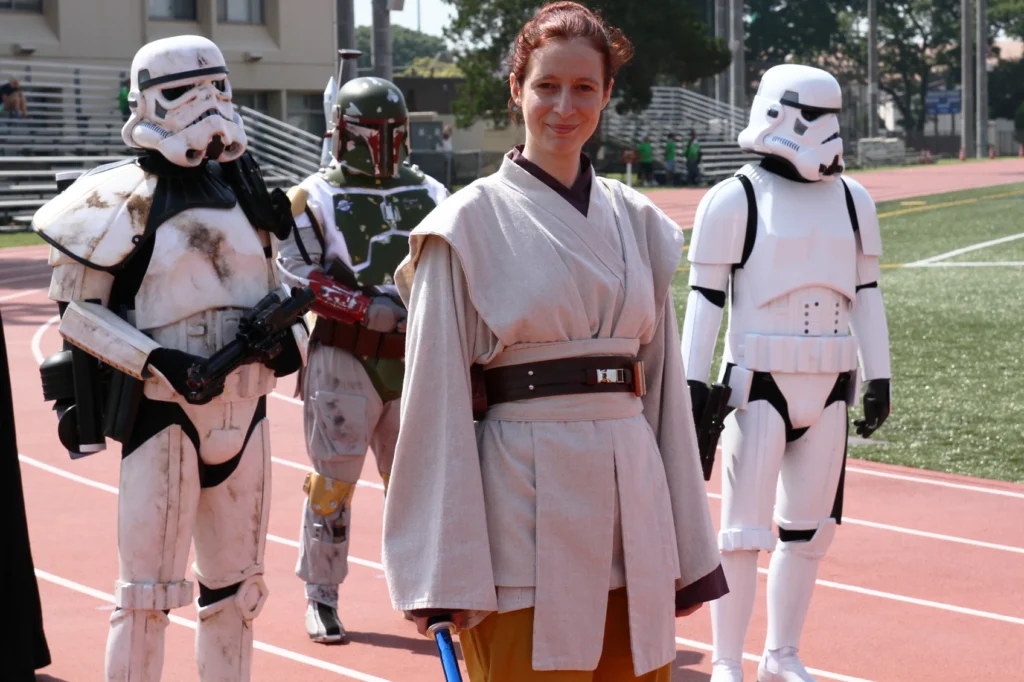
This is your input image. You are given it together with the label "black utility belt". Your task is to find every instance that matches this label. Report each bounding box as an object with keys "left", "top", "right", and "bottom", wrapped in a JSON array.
[{"left": 470, "top": 355, "right": 646, "bottom": 421}]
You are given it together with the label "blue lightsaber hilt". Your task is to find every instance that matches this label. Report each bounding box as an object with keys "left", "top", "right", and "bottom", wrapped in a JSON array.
[{"left": 426, "top": 615, "right": 463, "bottom": 682}]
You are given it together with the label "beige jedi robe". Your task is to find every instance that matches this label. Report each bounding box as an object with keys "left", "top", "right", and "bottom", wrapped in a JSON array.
[{"left": 382, "top": 155, "right": 721, "bottom": 676}]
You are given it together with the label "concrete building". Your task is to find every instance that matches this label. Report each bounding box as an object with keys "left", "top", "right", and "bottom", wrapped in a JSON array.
[{"left": 0, "top": 0, "right": 337, "bottom": 133}]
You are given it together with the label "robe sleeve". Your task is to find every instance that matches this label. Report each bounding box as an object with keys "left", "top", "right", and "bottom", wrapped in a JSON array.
[
  {"left": 381, "top": 235, "right": 500, "bottom": 614},
  {"left": 638, "top": 290, "right": 728, "bottom": 602}
]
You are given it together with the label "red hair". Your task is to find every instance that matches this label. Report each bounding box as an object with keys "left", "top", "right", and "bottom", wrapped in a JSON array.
[{"left": 508, "top": 1, "right": 634, "bottom": 117}]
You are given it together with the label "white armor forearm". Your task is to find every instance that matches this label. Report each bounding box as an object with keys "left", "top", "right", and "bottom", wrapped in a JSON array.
[
  {"left": 681, "top": 263, "right": 730, "bottom": 384},
  {"left": 276, "top": 212, "right": 325, "bottom": 292},
  {"left": 58, "top": 301, "right": 163, "bottom": 379},
  {"left": 849, "top": 286, "right": 891, "bottom": 381}
]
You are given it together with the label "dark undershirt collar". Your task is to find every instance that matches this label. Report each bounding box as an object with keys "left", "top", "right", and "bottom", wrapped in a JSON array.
[{"left": 510, "top": 144, "right": 593, "bottom": 217}]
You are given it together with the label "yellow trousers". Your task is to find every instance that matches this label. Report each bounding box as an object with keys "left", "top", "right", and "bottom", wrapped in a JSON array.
[{"left": 459, "top": 588, "right": 673, "bottom": 682}]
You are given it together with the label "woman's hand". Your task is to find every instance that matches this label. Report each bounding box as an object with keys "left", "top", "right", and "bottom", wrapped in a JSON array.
[
  {"left": 675, "top": 603, "right": 703, "bottom": 618},
  {"left": 411, "top": 610, "right": 466, "bottom": 637}
]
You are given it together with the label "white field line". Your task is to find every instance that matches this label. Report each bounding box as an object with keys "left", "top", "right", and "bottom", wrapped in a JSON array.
[
  {"left": 34, "top": 569, "right": 392, "bottom": 682},
  {"left": 904, "top": 232, "right": 1024, "bottom": 266},
  {"left": 0, "top": 287, "right": 45, "bottom": 303},
  {"left": 19, "top": 454, "right": 1024, "bottom": 629}
]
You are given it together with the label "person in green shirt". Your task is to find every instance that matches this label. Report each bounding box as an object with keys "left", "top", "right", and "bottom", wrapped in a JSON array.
[
  {"left": 664, "top": 133, "right": 677, "bottom": 185},
  {"left": 685, "top": 129, "right": 702, "bottom": 186},
  {"left": 637, "top": 135, "right": 654, "bottom": 186},
  {"left": 117, "top": 79, "right": 130, "bottom": 122}
]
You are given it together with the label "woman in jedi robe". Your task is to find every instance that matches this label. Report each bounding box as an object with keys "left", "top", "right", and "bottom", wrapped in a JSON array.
[{"left": 382, "top": 2, "right": 728, "bottom": 680}]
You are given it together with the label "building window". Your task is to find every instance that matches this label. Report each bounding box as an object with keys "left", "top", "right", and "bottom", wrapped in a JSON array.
[
  {"left": 287, "top": 93, "right": 326, "bottom": 136},
  {"left": 218, "top": 0, "right": 264, "bottom": 24},
  {"left": 0, "top": 0, "right": 43, "bottom": 11},
  {"left": 149, "top": 0, "right": 197, "bottom": 20},
  {"left": 233, "top": 91, "right": 271, "bottom": 115}
]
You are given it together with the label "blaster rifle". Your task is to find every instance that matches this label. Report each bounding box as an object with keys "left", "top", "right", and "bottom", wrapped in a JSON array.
[
  {"left": 184, "top": 287, "right": 316, "bottom": 404},
  {"left": 697, "top": 382, "right": 733, "bottom": 482}
]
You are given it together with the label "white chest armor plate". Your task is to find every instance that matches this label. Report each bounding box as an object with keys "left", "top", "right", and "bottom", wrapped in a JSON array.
[
  {"left": 134, "top": 204, "right": 272, "bottom": 331},
  {"left": 726, "top": 168, "right": 859, "bottom": 375}
]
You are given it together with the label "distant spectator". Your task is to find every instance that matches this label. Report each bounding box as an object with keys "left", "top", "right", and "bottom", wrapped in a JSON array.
[
  {"left": 1, "top": 78, "right": 28, "bottom": 119},
  {"left": 438, "top": 124, "right": 454, "bottom": 188},
  {"left": 637, "top": 134, "right": 653, "bottom": 186},
  {"left": 685, "top": 129, "right": 702, "bottom": 186},
  {"left": 664, "top": 133, "right": 677, "bottom": 185},
  {"left": 118, "top": 79, "right": 131, "bottom": 122}
]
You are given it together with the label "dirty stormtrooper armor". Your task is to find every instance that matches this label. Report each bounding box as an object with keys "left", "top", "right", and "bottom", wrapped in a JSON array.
[
  {"left": 33, "top": 36, "right": 305, "bottom": 682},
  {"left": 276, "top": 75, "right": 448, "bottom": 643},
  {"left": 680, "top": 64, "right": 892, "bottom": 682}
]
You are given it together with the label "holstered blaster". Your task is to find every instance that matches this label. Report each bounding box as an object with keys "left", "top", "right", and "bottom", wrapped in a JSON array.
[
  {"left": 184, "top": 286, "right": 316, "bottom": 404},
  {"left": 697, "top": 382, "right": 732, "bottom": 482}
]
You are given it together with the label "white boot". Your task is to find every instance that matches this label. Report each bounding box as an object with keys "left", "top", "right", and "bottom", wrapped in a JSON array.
[
  {"left": 711, "top": 658, "right": 746, "bottom": 682},
  {"left": 760, "top": 521, "right": 836, "bottom": 682},
  {"left": 757, "top": 647, "right": 816, "bottom": 682},
  {"left": 105, "top": 608, "right": 169, "bottom": 682},
  {"left": 195, "top": 576, "right": 267, "bottom": 682}
]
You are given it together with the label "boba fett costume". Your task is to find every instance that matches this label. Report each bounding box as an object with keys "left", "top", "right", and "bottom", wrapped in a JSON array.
[{"left": 276, "top": 76, "right": 448, "bottom": 643}]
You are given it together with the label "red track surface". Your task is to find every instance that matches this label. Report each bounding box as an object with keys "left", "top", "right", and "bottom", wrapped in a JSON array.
[
  {"left": 650, "top": 158, "right": 1024, "bottom": 228},
  {"left": 4, "top": 160, "right": 1024, "bottom": 681}
]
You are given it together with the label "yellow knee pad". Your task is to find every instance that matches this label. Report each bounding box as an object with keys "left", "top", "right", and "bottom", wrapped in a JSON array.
[{"left": 303, "top": 471, "right": 355, "bottom": 516}]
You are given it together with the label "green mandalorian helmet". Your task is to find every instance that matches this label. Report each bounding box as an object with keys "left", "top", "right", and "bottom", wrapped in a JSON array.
[{"left": 329, "top": 76, "right": 411, "bottom": 179}]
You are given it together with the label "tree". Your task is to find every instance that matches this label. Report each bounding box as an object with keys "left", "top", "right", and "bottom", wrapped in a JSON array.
[
  {"left": 991, "top": 0, "right": 1024, "bottom": 40},
  {"left": 441, "top": 0, "right": 731, "bottom": 128},
  {"left": 399, "top": 56, "right": 465, "bottom": 78},
  {"left": 814, "top": 0, "right": 964, "bottom": 133},
  {"left": 355, "top": 25, "right": 450, "bottom": 72},
  {"left": 988, "top": 58, "right": 1024, "bottom": 120},
  {"left": 745, "top": 0, "right": 843, "bottom": 77}
]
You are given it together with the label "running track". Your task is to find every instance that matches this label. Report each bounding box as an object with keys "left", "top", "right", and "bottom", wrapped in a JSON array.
[{"left": 3, "top": 158, "right": 1024, "bottom": 681}]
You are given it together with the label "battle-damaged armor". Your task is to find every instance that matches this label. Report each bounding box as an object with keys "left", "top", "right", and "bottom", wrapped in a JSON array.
[
  {"left": 277, "top": 73, "right": 448, "bottom": 643},
  {"left": 33, "top": 36, "right": 311, "bottom": 681}
]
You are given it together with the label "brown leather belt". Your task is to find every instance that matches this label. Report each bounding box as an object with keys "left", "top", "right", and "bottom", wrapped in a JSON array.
[
  {"left": 471, "top": 355, "right": 646, "bottom": 420},
  {"left": 310, "top": 317, "right": 405, "bottom": 359}
]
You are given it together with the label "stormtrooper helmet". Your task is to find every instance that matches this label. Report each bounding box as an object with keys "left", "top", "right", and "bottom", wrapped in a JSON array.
[
  {"left": 121, "top": 35, "right": 247, "bottom": 167},
  {"left": 738, "top": 64, "right": 845, "bottom": 182}
]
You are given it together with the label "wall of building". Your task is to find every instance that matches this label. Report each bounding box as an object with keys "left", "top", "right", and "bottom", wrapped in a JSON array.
[{"left": 0, "top": 0, "right": 336, "bottom": 123}]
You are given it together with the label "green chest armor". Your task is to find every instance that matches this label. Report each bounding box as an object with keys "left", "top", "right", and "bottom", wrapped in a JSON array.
[{"left": 331, "top": 185, "right": 438, "bottom": 287}]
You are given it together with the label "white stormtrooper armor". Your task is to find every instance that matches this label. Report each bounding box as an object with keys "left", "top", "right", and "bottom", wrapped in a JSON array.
[
  {"left": 681, "top": 64, "right": 892, "bottom": 682},
  {"left": 34, "top": 36, "right": 307, "bottom": 682}
]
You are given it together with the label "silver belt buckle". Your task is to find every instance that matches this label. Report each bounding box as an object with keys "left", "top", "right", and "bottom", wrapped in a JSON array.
[{"left": 595, "top": 368, "right": 626, "bottom": 384}]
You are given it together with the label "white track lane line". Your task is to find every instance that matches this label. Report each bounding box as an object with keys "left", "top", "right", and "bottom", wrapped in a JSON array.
[
  {"left": 844, "top": 466, "right": 1024, "bottom": 499},
  {"left": 22, "top": 455, "right": 874, "bottom": 682},
  {"left": 0, "top": 288, "right": 45, "bottom": 303},
  {"left": 19, "top": 454, "right": 1024, "bottom": 630},
  {"left": 905, "top": 232, "right": 1024, "bottom": 266},
  {"left": 0, "top": 271, "right": 52, "bottom": 287},
  {"left": 33, "top": 569, "right": 392, "bottom": 682}
]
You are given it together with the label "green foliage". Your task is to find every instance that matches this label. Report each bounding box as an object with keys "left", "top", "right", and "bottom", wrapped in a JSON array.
[
  {"left": 355, "top": 25, "right": 450, "bottom": 71},
  {"left": 818, "top": 0, "right": 967, "bottom": 133},
  {"left": 745, "top": 0, "right": 842, "bottom": 75},
  {"left": 991, "top": 0, "right": 1024, "bottom": 40},
  {"left": 398, "top": 56, "right": 465, "bottom": 78},
  {"left": 989, "top": 58, "right": 1024, "bottom": 121},
  {"left": 441, "top": 0, "right": 731, "bottom": 128}
]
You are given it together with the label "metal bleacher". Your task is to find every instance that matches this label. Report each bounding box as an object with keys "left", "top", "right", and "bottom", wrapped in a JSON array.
[
  {"left": 0, "top": 58, "right": 319, "bottom": 228},
  {"left": 601, "top": 85, "right": 757, "bottom": 186}
]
